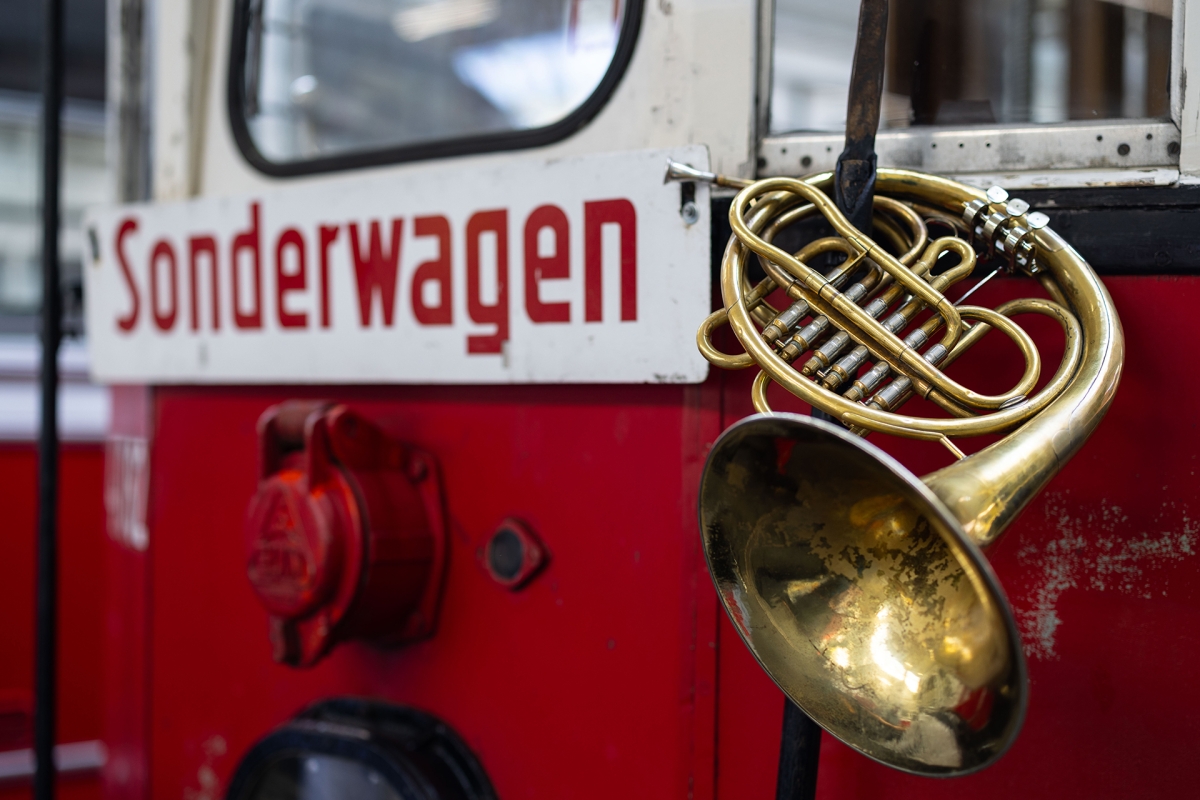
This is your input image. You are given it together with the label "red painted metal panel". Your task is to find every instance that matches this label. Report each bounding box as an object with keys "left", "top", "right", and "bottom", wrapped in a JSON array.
[
  {"left": 100, "top": 385, "right": 151, "bottom": 800},
  {"left": 103, "top": 274, "right": 1200, "bottom": 799},
  {"left": 130, "top": 384, "right": 720, "bottom": 799},
  {"left": 0, "top": 443, "right": 106, "bottom": 800}
]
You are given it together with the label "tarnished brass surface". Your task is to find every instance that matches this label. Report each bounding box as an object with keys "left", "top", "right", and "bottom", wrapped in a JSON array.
[
  {"left": 683, "top": 164, "right": 1124, "bottom": 776},
  {"left": 701, "top": 414, "right": 1024, "bottom": 775}
]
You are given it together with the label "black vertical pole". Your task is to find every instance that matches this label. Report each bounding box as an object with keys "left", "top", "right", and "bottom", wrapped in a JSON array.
[
  {"left": 775, "top": 700, "right": 822, "bottom": 800},
  {"left": 779, "top": 3, "right": 890, "bottom": 799},
  {"left": 35, "top": 0, "right": 65, "bottom": 798}
]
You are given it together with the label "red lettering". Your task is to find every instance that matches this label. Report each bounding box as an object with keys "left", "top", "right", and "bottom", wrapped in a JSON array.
[
  {"left": 149, "top": 239, "right": 178, "bottom": 331},
  {"left": 411, "top": 215, "right": 452, "bottom": 326},
  {"left": 466, "top": 210, "right": 509, "bottom": 355},
  {"left": 231, "top": 202, "right": 263, "bottom": 329},
  {"left": 318, "top": 225, "right": 339, "bottom": 329},
  {"left": 115, "top": 218, "right": 140, "bottom": 331},
  {"left": 584, "top": 199, "right": 637, "bottom": 322},
  {"left": 188, "top": 235, "right": 218, "bottom": 331},
  {"left": 348, "top": 219, "right": 403, "bottom": 327},
  {"left": 523, "top": 205, "right": 570, "bottom": 323},
  {"left": 275, "top": 228, "right": 308, "bottom": 329}
]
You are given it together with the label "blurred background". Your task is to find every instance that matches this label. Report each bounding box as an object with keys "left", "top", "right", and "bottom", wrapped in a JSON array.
[
  {"left": 0, "top": 2, "right": 109, "bottom": 794},
  {"left": 0, "top": 0, "right": 107, "bottom": 334}
]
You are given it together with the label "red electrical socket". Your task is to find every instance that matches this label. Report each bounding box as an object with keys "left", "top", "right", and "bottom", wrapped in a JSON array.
[{"left": 244, "top": 401, "right": 446, "bottom": 666}]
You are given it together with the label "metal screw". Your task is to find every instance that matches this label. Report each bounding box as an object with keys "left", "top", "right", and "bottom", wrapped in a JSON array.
[
  {"left": 487, "top": 526, "right": 526, "bottom": 582},
  {"left": 681, "top": 201, "right": 700, "bottom": 226}
]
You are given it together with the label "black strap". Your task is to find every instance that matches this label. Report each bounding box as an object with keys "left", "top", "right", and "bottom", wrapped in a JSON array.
[{"left": 835, "top": 0, "right": 889, "bottom": 235}]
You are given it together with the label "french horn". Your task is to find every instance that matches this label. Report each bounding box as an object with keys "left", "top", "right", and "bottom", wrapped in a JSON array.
[{"left": 669, "top": 161, "right": 1123, "bottom": 775}]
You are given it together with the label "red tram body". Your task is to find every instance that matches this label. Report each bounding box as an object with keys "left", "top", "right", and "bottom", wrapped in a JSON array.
[
  {"left": 93, "top": 276, "right": 1200, "bottom": 800},
  {"left": 6, "top": 1, "right": 1200, "bottom": 798}
]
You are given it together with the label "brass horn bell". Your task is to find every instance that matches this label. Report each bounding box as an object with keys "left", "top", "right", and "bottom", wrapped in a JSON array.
[{"left": 700, "top": 413, "right": 1024, "bottom": 776}]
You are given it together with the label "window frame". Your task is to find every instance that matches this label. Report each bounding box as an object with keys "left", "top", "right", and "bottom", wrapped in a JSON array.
[
  {"left": 226, "top": 0, "right": 646, "bottom": 177},
  {"left": 759, "top": 0, "right": 1189, "bottom": 189},
  {"left": 759, "top": 119, "right": 1181, "bottom": 187}
]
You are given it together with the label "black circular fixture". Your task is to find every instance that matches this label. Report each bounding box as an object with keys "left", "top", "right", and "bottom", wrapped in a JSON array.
[
  {"left": 225, "top": 699, "right": 495, "bottom": 800},
  {"left": 482, "top": 519, "right": 549, "bottom": 590}
]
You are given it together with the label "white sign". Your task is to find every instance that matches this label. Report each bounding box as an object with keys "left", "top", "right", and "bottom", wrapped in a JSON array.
[{"left": 83, "top": 147, "right": 712, "bottom": 384}]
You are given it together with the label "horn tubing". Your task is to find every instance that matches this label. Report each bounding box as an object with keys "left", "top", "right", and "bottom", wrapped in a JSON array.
[
  {"left": 727, "top": 178, "right": 1052, "bottom": 413},
  {"left": 873, "top": 171, "right": 1124, "bottom": 547},
  {"left": 722, "top": 169, "right": 1118, "bottom": 441},
  {"left": 722, "top": 167, "right": 1123, "bottom": 546}
]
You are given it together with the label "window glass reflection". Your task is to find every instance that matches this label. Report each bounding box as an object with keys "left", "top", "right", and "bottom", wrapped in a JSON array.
[
  {"left": 771, "top": 0, "right": 1172, "bottom": 134},
  {"left": 248, "top": 754, "right": 403, "bottom": 800},
  {"left": 243, "top": 0, "right": 628, "bottom": 163}
]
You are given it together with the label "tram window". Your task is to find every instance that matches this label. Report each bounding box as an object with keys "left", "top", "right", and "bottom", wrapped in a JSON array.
[
  {"left": 771, "top": 0, "right": 1172, "bottom": 134},
  {"left": 231, "top": 0, "right": 640, "bottom": 173}
]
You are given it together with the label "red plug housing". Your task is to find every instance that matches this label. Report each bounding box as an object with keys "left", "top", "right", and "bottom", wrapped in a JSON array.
[{"left": 244, "top": 401, "right": 446, "bottom": 666}]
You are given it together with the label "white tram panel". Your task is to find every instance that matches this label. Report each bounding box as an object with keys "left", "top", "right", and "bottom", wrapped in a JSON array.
[{"left": 152, "top": 1, "right": 763, "bottom": 203}]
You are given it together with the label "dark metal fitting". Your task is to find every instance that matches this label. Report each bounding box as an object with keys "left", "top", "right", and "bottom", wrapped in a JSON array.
[{"left": 483, "top": 519, "right": 549, "bottom": 590}]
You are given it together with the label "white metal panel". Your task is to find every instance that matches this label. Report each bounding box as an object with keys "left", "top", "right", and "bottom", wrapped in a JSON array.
[
  {"left": 85, "top": 147, "right": 711, "bottom": 385},
  {"left": 1178, "top": 0, "right": 1200, "bottom": 175},
  {"left": 149, "top": 0, "right": 218, "bottom": 201},
  {"left": 761, "top": 120, "right": 1181, "bottom": 177},
  {"left": 150, "top": 0, "right": 190, "bottom": 201},
  {"left": 192, "top": 0, "right": 761, "bottom": 198}
]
